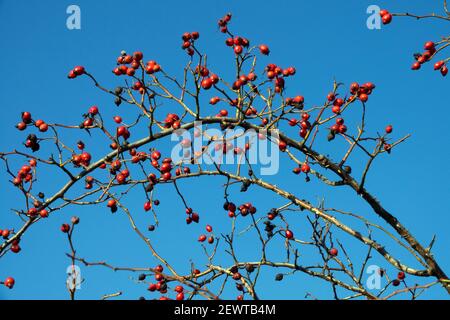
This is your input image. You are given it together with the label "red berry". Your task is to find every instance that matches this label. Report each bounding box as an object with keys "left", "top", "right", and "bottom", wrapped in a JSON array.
[
  {"left": 173, "top": 285, "right": 183, "bottom": 293},
  {"left": 434, "top": 60, "right": 445, "bottom": 70},
  {"left": 39, "top": 123, "right": 48, "bottom": 132},
  {"left": 411, "top": 62, "right": 421, "bottom": 70},
  {"left": 359, "top": 93, "right": 368, "bottom": 102},
  {"left": 191, "top": 32, "right": 199, "bottom": 40},
  {"left": 68, "top": 70, "right": 77, "bottom": 79},
  {"left": 191, "top": 212, "right": 199, "bottom": 223},
  {"left": 16, "top": 122, "right": 26, "bottom": 131},
  {"left": 113, "top": 116, "right": 122, "bottom": 124},
  {"left": 382, "top": 13, "right": 392, "bottom": 24},
  {"left": 379, "top": 9, "right": 389, "bottom": 17},
  {"left": 201, "top": 78, "right": 213, "bottom": 90},
  {"left": 385, "top": 125, "right": 393, "bottom": 134},
  {"left": 22, "top": 112, "right": 32, "bottom": 124},
  {"left": 441, "top": 66, "right": 448, "bottom": 77},
  {"left": 133, "top": 51, "right": 143, "bottom": 61},
  {"left": 73, "top": 66, "right": 85, "bottom": 75},
  {"left": 206, "top": 225, "right": 213, "bottom": 232},
  {"left": 397, "top": 271, "right": 406, "bottom": 280},
  {"left": 259, "top": 44, "right": 270, "bottom": 55},
  {"left": 39, "top": 209, "right": 49, "bottom": 218},
  {"left": 11, "top": 244, "right": 21, "bottom": 253},
  {"left": 293, "top": 95, "right": 304, "bottom": 104},
  {"left": 107, "top": 199, "right": 116, "bottom": 208},
  {"left": 424, "top": 41, "right": 435, "bottom": 50},
  {"left": 151, "top": 150, "right": 161, "bottom": 161},
  {"left": 338, "top": 124, "right": 347, "bottom": 134},
  {"left": 4, "top": 277, "right": 15, "bottom": 289},
  {"left": 301, "top": 163, "right": 310, "bottom": 173},
  {"left": 210, "top": 97, "right": 220, "bottom": 105},
  {"left": 61, "top": 224, "right": 70, "bottom": 233},
  {"left": 198, "top": 234, "right": 207, "bottom": 242},
  {"left": 285, "top": 229, "right": 294, "bottom": 240},
  {"left": 88, "top": 106, "right": 99, "bottom": 115},
  {"left": 329, "top": 248, "right": 338, "bottom": 256},
  {"left": 176, "top": 292, "right": 184, "bottom": 300},
  {"left": 144, "top": 201, "right": 152, "bottom": 212},
  {"left": 27, "top": 208, "right": 38, "bottom": 217},
  {"left": 234, "top": 45, "right": 243, "bottom": 55},
  {"left": 219, "top": 109, "right": 228, "bottom": 117},
  {"left": 2, "top": 229, "right": 10, "bottom": 238}
]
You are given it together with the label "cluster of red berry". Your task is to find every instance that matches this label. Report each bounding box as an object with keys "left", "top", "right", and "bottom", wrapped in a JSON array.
[
  {"left": 411, "top": 41, "right": 448, "bottom": 76},
  {"left": 217, "top": 13, "right": 232, "bottom": 33},
  {"left": 229, "top": 265, "right": 247, "bottom": 300},
  {"left": 181, "top": 31, "right": 200, "bottom": 56},
  {"left": 116, "top": 125, "right": 131, "bottom": 140},
  {"left": 147, "top": 265, "right": 185, "bottom": 300},
  {"left": 67, "top": 66, "right": 86, "bottom": 79},
  {"left": 265, "top": 63, "right": 296, "bottom": 93},
  {"left": 130, "top": 148, "right": 148, "bottom": 164},
  {"left": 60, "top": 217, "right": 79, "bottom": 234},
  {"left": 198, "top": 224, "right": 214, "bottom": 244},
  {"left": 350, "top": 82, "right": 375, "bottom": 104},
  {"left": 0, "top": 226, "right": 20, "bottom": 253},
  {"left": 17, "top": 112, "right": 49, "bottom": 150},
  {"left": 79, "top": 105, "right": 99, "bottom": 129},
  {"left": 144, "top": 60, "right": 161, "bottom": 75},
  {"left": 163, "top": 113, "right": 181, "bottom": 129},
  {"left": 12, "top": 160, "right": 35, "bottom": 186},
  {"left": 292, "top": 112, "right": 311, "bottom": 139},
  {"left": 225, "top": 35, "right": 250, "bottom": 56},
  {"left": 71, "top": 151, "right": 92, "bottom": 168},
  {"left": 112, "top": 51, "right": 143, "bottom": 76},
  {"left": 231, "top": 72, "right": 257, "bottom": 91},
  {"left": 292, "top": 162, "right": 311, "bottom": 175},
  {"left": 380, "top": 9, "right": 448, "bottom": 77},
  {"left": 175, "top": 166, "right": 191, "bottom": 176},
  {"left": 237, "top": 202, "right": 257, "bottom": 217},
  {"left": 330, "top": 117, "right": 347, "bottom": 135},
  {"left": 392, "top": 271, "right": 406, "bottom": 286},
  {"left": 200, "top": 70, "right": 219, "bottom": 90},
  {"left": 433, "top": 60, "right": 448, "bottom": 76},
  {"left": 185, "top": 207, "right": 200, "bottom": 225},
  {"left": 379, "top": 9, "right": 393, "bottom": 25},
  {"left": 223, "top": 201, "right": 237, "bottom": 218}
]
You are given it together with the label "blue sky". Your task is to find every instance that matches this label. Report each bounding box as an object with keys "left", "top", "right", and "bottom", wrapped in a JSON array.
[{"left": 0, "top": 0, "right": 449, "bottom": 300}]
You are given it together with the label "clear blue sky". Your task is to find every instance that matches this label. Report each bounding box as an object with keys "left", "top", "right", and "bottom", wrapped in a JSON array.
[{"left": 0, "top": 0, "right": 449, "bottom": 300}]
